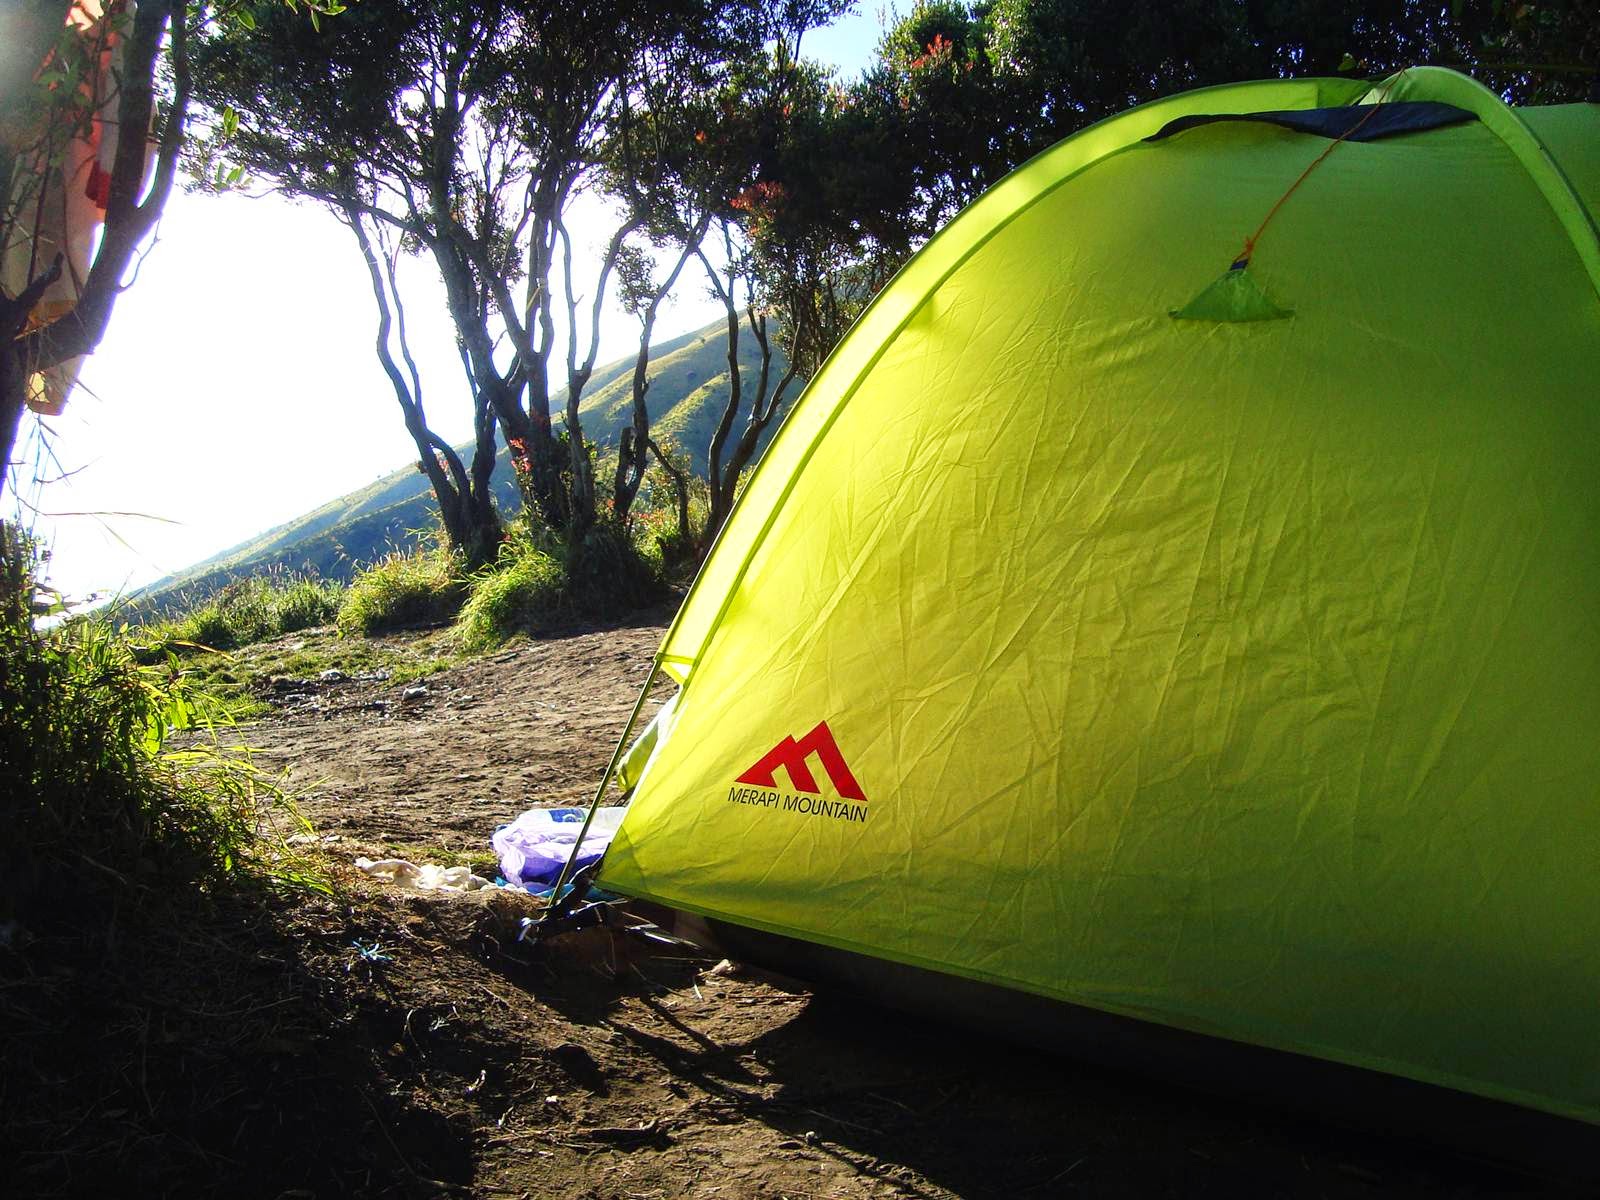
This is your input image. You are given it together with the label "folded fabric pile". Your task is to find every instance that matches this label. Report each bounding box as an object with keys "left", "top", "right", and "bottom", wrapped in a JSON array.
[{"left": 492, "top": 806, "right": 627, "bottom": 892}]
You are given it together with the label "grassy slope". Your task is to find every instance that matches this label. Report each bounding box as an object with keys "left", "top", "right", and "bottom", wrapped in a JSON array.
[{"left": 133, "top": 321, "right": 786, "bottom": 611}]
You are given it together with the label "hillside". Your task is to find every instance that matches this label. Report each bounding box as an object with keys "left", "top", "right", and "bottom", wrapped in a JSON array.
[{"left": 132, "top": 320, "right": 788, "bottom": 611}]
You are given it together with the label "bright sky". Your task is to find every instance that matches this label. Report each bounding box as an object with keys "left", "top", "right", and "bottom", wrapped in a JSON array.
[{"left": 20, "top": 6, "right": 885, "bottom": 603}]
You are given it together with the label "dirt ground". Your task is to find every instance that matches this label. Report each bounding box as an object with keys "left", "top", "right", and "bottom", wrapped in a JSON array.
[
  {"left": 89, "top": 611, "right": 1571, "bottom": 1199},
  {"left": 246, "top": 614, "right": 670, "bottom": 853}
]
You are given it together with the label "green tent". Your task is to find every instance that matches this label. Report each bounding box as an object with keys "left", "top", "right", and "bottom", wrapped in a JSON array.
[{"left": 591, "top": 68, "right": 1600, "bottom": 1136}]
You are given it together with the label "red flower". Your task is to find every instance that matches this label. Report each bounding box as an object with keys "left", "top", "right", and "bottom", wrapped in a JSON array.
[
  {"left": 910, "top": 33, "right": 955, "bottom": 71},
  {"left": 508, "top": 437, "right": 531, "bottom": 475}
]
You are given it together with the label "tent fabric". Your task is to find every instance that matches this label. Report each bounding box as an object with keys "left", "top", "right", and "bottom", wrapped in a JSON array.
[{"left": 597, "top": 69, "right": 1600, "bottom": 1127}]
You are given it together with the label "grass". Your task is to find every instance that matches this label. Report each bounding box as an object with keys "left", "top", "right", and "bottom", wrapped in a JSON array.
[
  {"left": 1, "top": 528, "right": 328, "bottom": 922},
  {"left": 134, "top": 568, "right": 344, "bottom": 657},
  {"left": 143, "top": 623, "right": 464, "bottom": 719},
  {"left": 456, "top": 541, "right": 566, "bottom": 652},
  {"left": 113, "top": 550, "right": 466, "bottom": 716},
  {"left": 122, "top": 486, "right": 688, "bottom": 687},
  {"left": 452, "top": 519, "right": 668, "bottom": 652},
  {"left": 336, "top": 545, "right": 466, "bottom": 636}
]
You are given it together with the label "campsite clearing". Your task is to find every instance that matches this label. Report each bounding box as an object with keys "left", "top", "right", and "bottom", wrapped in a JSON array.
[{"left": 152, "top": 615, "right": 1560, "bottom": 1198}]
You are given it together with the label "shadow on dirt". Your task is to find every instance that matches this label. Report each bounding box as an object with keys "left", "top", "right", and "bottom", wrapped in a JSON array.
[
  {"left": 741, "top": 994, "right": 1548, "bottom": 1198},
  {"left": 503, "top": 925, "right": 1566, "bottom": 1199},
  {"left": 0, "top": 888, "right": 477, "bottom": 1199},
  {"left": 6, "top": 883, "right": 1571, "bottom": 1200}
]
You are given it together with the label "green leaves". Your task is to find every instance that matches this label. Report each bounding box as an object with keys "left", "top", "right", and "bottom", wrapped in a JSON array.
[
  {"left": 210, "top": 160, "right": 247, "bottom": 190},
  {"left": 202, "top": 106, "right": 247, "bottom": 191}
]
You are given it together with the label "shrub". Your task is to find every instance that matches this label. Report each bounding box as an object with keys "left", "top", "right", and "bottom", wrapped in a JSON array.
[
  {"left": 337, "top": 547, "right": 465, "bottom": 636},
  {"left": 269, "top": 574, "right": 344, "bottom": 634},
  {"left": 132, "top": 570, "right": 344, "bottom": 659},
  {"left": 451, "top": 518, "right": 667, "bottom": 652},
  {"left": 632, "top": 440, "right": 710, "bottom": 571},
  {"left": 565, "top": 519, "right": 664, "bottom": 615},
  {"left": 175, "top": 596, "right": 242, "bottom": 650},
  {"left": 456, "top": 544, "right": 566, "bottom": 652},
  {"left": 0, "top": 526, "right": 320, "bottom": 926}
]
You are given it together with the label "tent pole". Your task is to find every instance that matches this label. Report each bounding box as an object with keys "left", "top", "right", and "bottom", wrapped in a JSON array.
[{"left": 539, "top": 655, "right": 661, "bottom": 919}]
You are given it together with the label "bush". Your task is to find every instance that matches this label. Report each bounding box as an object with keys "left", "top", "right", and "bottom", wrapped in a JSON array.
[
  {"left": 566, "top": 519, "right": 664, "bottom": 615},
  {"left": 631, "top": 439, "right": 710, "bottom": 570},
  {"left": 0, "top": 526, "right": 319, "bottom": 926},
  {"left": 456, "top": 544, "right": 565, "bottom": 652},
  {"left": 451, "top": 519, "right": 667, "bottom": 652},
  {"left": 136, "top": 570, "right": 344, "bottom": 658},
  {"left": 337, "top": 547, "right": 466, "bottom": 636},
  {"left": 272, "top": 574, "right": 345, "bottom": 634}
]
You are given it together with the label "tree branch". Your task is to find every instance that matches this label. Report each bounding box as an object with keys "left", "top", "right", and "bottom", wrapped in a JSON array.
[
  {"left": 16, "top": 0, "right": 187, "bottom": 373},
  {"left": 0, "top": 256, "right": 63, "bottom": 342},
  {"left": 344, "top": 202, "right": 468, "bottom": 510}
]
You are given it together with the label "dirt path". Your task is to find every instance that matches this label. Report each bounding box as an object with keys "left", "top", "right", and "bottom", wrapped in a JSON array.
[
  {"left": 247, "top": 614, "right": 669, "bottom": 854},
  {"left": 219, "top": 616, "right": 1564, "bottom": 1200}
]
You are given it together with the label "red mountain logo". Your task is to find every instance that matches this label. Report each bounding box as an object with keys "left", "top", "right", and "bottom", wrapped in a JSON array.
[{"left": 736, "top": 721, "right": 867, "bottom": 802}]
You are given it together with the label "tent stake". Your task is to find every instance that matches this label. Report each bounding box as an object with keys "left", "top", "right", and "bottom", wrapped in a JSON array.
[{"left": 538, "top": 655, "right": 661, "bottom": 927}]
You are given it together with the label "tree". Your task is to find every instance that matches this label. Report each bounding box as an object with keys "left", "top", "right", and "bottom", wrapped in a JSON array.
[
  {"left": 192, "top": 0, "right": 778, "bottom": 565},
  {"left": 719, "top": 0, "right": 1600, "bottom": 445},
  {"left": 608, "top": 7, "right": 888, "bottom": 552},
  {"left": 682, "top": 0, "right": 1599, "bottom": 562},
  {"left": 882, "top": 0, "right": 1600, "bottom": 229},
  {"left": 190, "top": 2, "right": 514, "bottom": 565},
  {"left": 0, "top": 0, "right": 342, "bottom": 497},
  {"left": 345, "top": 202, "right": 502, "bottom": 566},
  {"left": 608, "top": 236, "right": 704, "bottom": 529},
  {"left": 0, "top": 0, "right": 186, "bottom": 494},
  {"left": 458, "top": 0, "right": 779, "bottom": 549}
]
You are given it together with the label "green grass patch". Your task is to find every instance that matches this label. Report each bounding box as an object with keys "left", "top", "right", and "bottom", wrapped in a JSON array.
[
  {"left": 337, "top": 547, "right": 466, "bottom": 637},
  {"left": 456, "top": 544, "right": 566, "bottom": 652},
  {"left": 453, "top": 521, "right": 667, "bottom": 652},
  {"left": 142, "top": 624, "right": 463, "bottom": 717},
  {"left": 1, "top": 527, "right": 328, "bottom": 928},
  {"left": 135, "top": 569, "right": 344, "bottom": 658}
]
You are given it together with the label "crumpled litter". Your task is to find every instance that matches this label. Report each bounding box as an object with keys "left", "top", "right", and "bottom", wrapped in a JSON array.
[
  {"left": 492, "top": 806, "right": 627, "bottom": 892},
  {"left": 354, "top": 857, "right": 494, "bottom": 892}
]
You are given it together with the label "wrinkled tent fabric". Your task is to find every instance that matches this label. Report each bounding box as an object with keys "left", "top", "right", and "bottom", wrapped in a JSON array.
[{"left": 597, "top": 68, "right": 1600, "bottom": 1127}]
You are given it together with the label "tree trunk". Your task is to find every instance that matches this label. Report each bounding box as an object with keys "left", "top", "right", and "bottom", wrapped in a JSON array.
[
  {"left": 463, "top": 386, "right": 502, "bottom": 566},
  {"left": 611, "top": 230, "right": 702, "bottom": 525},
  {"left": 0, "top": 0, "right": 187, "bottom": 494},
  {"left": 699, "top": 247, "right": 744, "bottom": 545},
  {"left": 701, "top": 305, "right": 803, "bottom": 554},
  {"left": 0, "top": 341, "right": 27, "bottom": 490},
  {"left": 347, "top": 207, "right": 500, "bottom": 567}
]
